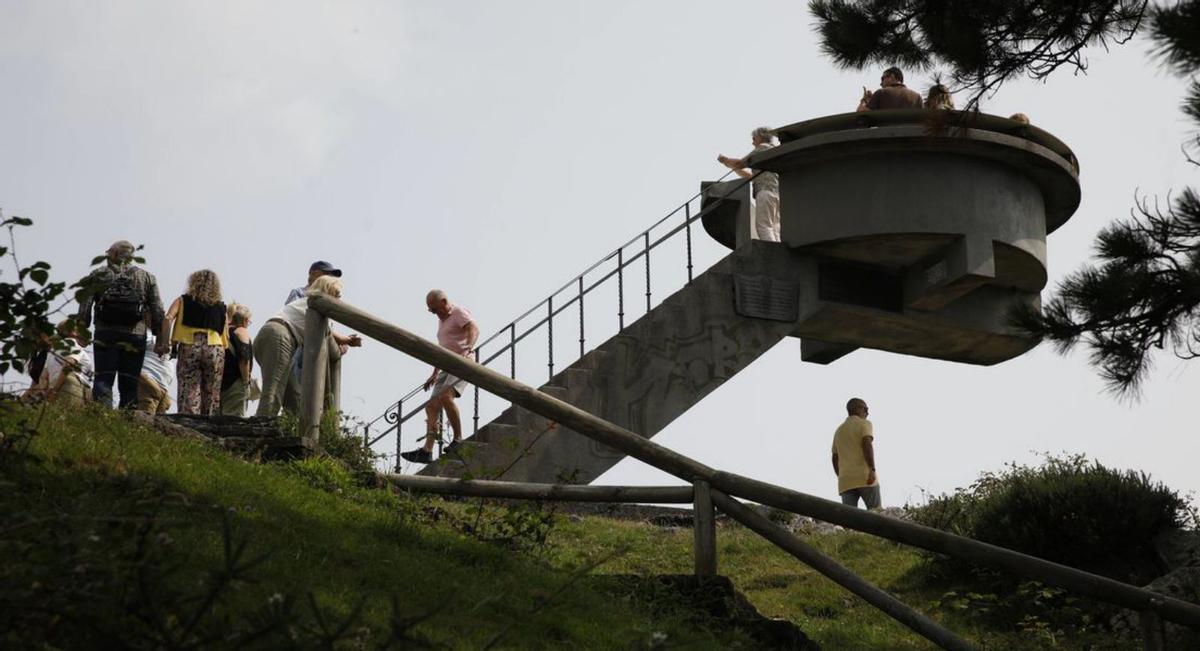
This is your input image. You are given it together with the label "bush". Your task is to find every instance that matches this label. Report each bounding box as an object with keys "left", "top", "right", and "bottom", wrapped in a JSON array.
[
  {"left": 282, "top": 456, "right": 356, "bottom": 494},
  {"left": 912, "top": 453, "right": 1195, "bottom": 582},
  {"left": 318, "top": 411, "right": 380, "bottom": 483}
]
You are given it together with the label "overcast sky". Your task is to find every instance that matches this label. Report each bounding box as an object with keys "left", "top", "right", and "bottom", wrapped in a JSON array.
[{"left": 2, "top": 1, "right": 1195, "bottom": 505}]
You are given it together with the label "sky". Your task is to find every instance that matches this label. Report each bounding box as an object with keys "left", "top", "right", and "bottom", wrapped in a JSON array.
[{"left": 1, "top": 1, "right": 1195, "bottom": 506}]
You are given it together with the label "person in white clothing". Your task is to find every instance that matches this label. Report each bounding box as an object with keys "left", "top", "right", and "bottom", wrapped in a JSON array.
[
  {"left": 254, "top": 275, "right": 361, "bottom": 416},
  {"left": 138, "top": 338, "right": 176, "bottom": 414},
  {"left": 717, "top": 126, "right": 782, "bottom": 242},
  {"left": 31, "top": 321, "right": 93, "bottom": 405}
]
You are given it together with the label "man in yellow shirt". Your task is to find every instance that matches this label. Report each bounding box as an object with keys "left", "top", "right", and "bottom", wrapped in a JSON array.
[{"left": 831, "top": 397, "right": 880, "bottom": 509}]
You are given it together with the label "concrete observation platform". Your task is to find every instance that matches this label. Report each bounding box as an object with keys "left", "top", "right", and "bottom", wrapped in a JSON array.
[{"left": 701, "top": 110, "right": 1081, "bottom": 365}]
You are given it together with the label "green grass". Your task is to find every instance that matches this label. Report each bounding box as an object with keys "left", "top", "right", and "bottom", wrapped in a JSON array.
[
  {"left": 0, "top": 402, "right": 756, "bottom": 649},
  {"left": 1, "top": 401, "right": 1134, "bottom": 649},
  {"left": 547, "top": 515, "right": 1130, "bottom": 649}
]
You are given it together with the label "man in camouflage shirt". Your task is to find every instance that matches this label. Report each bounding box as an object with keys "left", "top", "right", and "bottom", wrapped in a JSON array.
[{"left": 75, "top": 240, "right": 165, "bottom": 408}]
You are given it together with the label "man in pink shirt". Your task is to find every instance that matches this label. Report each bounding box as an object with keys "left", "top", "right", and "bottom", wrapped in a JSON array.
[{"left": 401, "top": 289, "right": 480, "bottom": 464}]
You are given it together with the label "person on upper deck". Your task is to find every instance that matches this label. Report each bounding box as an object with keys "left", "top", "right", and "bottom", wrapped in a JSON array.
[
  {"left": 717, "top": 126, "right": 781, "bottom": 242},
  {"left": 924, "top": 83, "right": 955, "bottom": 110},
  {"left": 857, "top": 66, "right": 923, "bottom": 112}
]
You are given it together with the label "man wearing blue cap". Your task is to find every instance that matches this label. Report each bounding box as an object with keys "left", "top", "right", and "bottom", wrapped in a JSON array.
[
  {"left": 280, "top": 260, "right": 349, "bottom": 413},
  {"left": 286, "top": 260, "right": 342, "bottom": 305}
]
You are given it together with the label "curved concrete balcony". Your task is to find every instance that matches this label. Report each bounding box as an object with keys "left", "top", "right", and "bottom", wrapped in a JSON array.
[{"left": 702, "top": 111, "right": 1082, "bottom": 366}]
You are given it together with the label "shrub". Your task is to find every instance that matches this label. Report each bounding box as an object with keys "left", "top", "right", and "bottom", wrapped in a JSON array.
[
  {"left": 318, "top": 411, "right": 380, "bottom": 483},
  {"left": 912, "top": 453, "right": 1195, "bottom": 582},
  {"left": 282, "top": 456, "right": 355, "bottom": 494}
]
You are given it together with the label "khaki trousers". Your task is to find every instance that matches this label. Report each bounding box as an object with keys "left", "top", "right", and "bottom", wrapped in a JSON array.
[
  {"left": 55, "top": 374, "right": 90, "bottom": 407},
  {"left": 254, "top": 320, "right": 296, "bottom": 417},
  {"left": 137, "top": 374, "right": 171, "bottom": 414}
]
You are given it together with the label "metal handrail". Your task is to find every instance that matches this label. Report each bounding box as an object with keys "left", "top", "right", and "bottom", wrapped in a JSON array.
[{"left": 363, "top": 169, "right": 755, "bottom": 451}]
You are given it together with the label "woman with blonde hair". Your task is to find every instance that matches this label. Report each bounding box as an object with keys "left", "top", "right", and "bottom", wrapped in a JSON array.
[
  {"left": 254, "top": 275, "right": 361, "bottom": 416},
  {"left": 220, "top": 302, "right": 255, "bottom": 416},
  {"left": 924, "top": 84, "right": 954, "bottom": 110},
  {"left": 159, "top": 269, "right": 227, "bottom": 415}
]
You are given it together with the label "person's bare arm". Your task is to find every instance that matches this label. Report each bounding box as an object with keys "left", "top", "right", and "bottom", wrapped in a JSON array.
[
  {"left": 717, "top": 153, "right": 755, "bottom": 178},
  {"left": 861, "top": 435, "right": 877, "bottom": 485},
  {"left": 465, "top": 321, "right": 480, "bottom": 356},
  {"left": 332, "top": 332, "right": 362, "bottom": 347},
  {"left": 235, "top": 327, "right": 252, "bottom": 383},
  {"left": 157, "top": 297, "right": 180, "bottom": 355},
  {"left": 856, "top": 86, "right": 874, "bottom": 112}
]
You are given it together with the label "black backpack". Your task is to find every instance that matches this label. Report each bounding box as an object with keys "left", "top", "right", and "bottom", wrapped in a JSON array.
[{"left": 95, "top": 267, "right": 145, "bottom": 326}]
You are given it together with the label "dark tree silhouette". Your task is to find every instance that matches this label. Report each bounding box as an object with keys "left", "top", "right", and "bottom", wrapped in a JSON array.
[{"left": 810, "top": 0, "right": 1200, "bottom": 396}]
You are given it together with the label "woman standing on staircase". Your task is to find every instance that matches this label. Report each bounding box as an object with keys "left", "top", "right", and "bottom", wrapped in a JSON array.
[{"left": 158, "top": 270, "right": 227, "bottom": 415}]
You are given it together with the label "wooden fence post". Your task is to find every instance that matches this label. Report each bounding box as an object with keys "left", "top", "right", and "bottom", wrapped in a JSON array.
[
  {"left": 1140, "top": 610, "right": 1165, "bottom": 651},
  {"left": 299, "top": 303, "right": 330, "bottom": 449},
  {"left": 692, "top": 480, "right": 716, "bottom": 577}
]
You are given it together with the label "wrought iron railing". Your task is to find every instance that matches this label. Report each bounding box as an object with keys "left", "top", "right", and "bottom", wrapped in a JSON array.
[{"left": 362, "top": 169, "right": 757, "bottom": 470}]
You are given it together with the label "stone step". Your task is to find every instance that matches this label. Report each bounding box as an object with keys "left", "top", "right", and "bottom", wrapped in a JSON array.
[{"left": 474, "top": 422, "right": 520, "bottom": 444}]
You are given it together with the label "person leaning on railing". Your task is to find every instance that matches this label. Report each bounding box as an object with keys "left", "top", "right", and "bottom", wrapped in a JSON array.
[
  {"left": 717, "top": 126, "right": 782, "bottom": 242},
  {"left": 254, "top": 275, "right": 361, "bottom": 417}
]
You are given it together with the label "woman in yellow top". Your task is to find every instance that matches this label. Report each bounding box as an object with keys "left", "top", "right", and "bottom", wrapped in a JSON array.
[{"left": 157, "top": 269, "right": 228, "bottom": 415}]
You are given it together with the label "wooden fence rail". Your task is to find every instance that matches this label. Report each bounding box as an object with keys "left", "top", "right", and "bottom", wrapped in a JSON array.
[
  {"left": 386, "top": 474, "right": 693, "bottom": 503},
  {"left": 305, "top": 295, "right": 1200, "bottom": 643}
]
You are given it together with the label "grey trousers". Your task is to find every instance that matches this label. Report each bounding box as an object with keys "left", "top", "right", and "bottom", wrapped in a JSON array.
[
  {"left": 220, "top": 379, "right": 249, "bottom": 417},
  {"left": 840, "top": 485, "right": 882, "bottom": 510},
  {"left": 254, "top": 320, "right": 296, "bottom": 417}
]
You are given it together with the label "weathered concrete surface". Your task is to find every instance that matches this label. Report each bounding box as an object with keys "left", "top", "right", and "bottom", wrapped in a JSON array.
[{"left": 745, "top": 112, "right": 1080, "bottom": 365}]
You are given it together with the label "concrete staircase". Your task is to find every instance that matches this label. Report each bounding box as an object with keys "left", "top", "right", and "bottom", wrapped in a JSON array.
[{"left": 420, "top": 241, "right": 804, "bottom": 483}]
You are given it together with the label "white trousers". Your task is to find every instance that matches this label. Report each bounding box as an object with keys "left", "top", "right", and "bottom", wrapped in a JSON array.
[{"left": 752, "top": 190, "right": 780, "bottom": 242}]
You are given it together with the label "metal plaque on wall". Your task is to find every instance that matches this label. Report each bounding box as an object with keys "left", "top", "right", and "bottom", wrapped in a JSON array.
[{"left": 734, "top": 274, "right": 800, "bottom": 322}]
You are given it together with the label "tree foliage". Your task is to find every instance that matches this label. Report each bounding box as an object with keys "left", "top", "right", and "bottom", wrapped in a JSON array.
[
  {"left": 810, "top": 0, "right": 1200, "bottom": 395},
  {"left": 0, "top": 215, "right": 71, "bottom": 378}
]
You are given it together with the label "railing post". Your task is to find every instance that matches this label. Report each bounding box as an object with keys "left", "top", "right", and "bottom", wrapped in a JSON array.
[
  {"left": 577, "top": 276, "right": 585, "bottom": 357},
  {"left": 300, "top": 304, "right": 330, "bottom": 449},
  {"left": 617, "top": 248, "right": 625, "bottom": 329},
  {"left": 684, "top": 202, "right": 694, "bottom": 283},
  {"left": 1141, "top": 610, "right": 1165, "bottom": 651},
  {"left": 363, "top": 422, "right": 370, "bottom": 446},
  {"left": 643, "top": 231, "right": 652, "bottom": 313},
  {"left": 395, "top": 398, "right": 403, "bottom": 472},
  {"left": 473, "top": 347, "right": 481, "bottom": 435},
  {"left": 693, "top": 480, "right": 717, "bottom": 578},
  {"left": 547, "top": 296, "right": 554, "bottom": 380}
]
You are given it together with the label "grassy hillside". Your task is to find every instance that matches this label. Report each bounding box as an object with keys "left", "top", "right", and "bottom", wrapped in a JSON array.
[{"left": 1, "top": 401, "right": 1129, "bottom": 649}]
